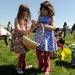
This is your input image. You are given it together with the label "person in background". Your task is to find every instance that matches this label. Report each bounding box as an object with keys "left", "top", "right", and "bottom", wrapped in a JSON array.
[
  {"left": 57, "top": 31, "right": 65, "bottom": 51},
  {"left": 56, "top": 30, "right": 65, "bottom": 60},
  {"left": 11, "top": 4, "right": 32, "bottom": 74},
  {"left": 63, "top": 22, "right": 67, "bottom": 39},
  {"left": 0, "top": 26, "right": 11, "bottom": 47},
  {"left": 71, "top": 24, "right": 75, "bottom": 40}
]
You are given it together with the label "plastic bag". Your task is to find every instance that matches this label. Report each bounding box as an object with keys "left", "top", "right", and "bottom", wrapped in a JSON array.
[{"left": 61, "top": 48, "right": 72, "bottom": 58}]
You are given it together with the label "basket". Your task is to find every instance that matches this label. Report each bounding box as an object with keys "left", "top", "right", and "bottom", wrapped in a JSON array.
[{"left": 22, "top": 36, "right": 40, "bottom": 49}]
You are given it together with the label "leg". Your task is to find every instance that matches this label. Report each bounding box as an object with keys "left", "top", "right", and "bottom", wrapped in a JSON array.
[
  {"left": 4, "top": 35, "right": 8, "bottom": 46},
  {"left": 18, "top": 53, "right": 26, "bottom": 69},
  {"left": 36, "top": 50, "right": 44, "bottom": 69},
  {"left": 44, "top": 51, "right": 51, "bottom": 73},
  {"left": 16, "top": 53, "right": 26, "bottom": 74},
  {"left": 22, "top": 53, "right": 26, "bottom": 69}
]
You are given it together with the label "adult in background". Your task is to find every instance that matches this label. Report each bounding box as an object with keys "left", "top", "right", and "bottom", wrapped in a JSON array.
[
  {"left": 63, "top": 22, "right": 67, "bottom": 40},
  {"left": 0, "top": 25, "right": 11, "bottom": 47},
  {"left": 71, "top": 23, "right": 75, "bottom": 40}
]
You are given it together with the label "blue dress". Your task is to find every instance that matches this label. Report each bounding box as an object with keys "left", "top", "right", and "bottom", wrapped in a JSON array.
[{"left": 35, "top": 16, "right": 58, "bottom": 52}]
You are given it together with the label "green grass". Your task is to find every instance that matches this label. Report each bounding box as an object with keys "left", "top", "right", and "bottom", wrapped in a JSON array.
[
  {"left": 65, "top": 32, "right": 75, "bottom": 44},
  {"left": 0, "top": 33, "right": 75, "bottom": 75}
]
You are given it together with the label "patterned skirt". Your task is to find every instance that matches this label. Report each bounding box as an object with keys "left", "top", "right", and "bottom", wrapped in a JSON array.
[{"left": 11, "top": 30, "right": 26, "bottom": 54}]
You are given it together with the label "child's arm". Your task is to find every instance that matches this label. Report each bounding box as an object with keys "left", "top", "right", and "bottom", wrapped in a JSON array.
[
  {"left": 44, "top": 16, "right": 56, "bottom": 30},
  {"left": 30, "top": 20, "right": 37, "bottom": 32}
]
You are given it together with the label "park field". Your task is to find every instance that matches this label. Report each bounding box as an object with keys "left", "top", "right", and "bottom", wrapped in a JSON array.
[{"left": 0, "top": 32, "right": 75, "bottom": 75}]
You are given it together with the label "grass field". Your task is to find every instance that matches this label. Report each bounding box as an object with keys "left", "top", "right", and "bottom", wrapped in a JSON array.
[{"left": 0, "top": 32, "right": 75, "bottom": 75}]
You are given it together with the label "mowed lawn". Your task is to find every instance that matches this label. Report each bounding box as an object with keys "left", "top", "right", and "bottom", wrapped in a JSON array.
[{"left": 0, "top": 32, "right": 75, "bottom": 75}]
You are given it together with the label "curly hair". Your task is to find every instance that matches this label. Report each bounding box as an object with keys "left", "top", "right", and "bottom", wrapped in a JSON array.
[
  {"left": 40, "top": 1, "right": 55, "bottom": 16},
  {"left": 17, "top": 4, "right": 31, "bottom": 21}
]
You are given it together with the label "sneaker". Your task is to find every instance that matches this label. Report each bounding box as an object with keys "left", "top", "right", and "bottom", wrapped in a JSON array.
[
  {"left": 6, "top": 45, "right": 9, "bottom": 48},
  {"left": 41, "top": 67, "right": 45, "bottom": 71},
  {"left": 45, "top": 72, "right": 49, "bottom": 75},
  {"left": 25, "top": 65, "right": 32, "bottom": 69},
  {"left": 61, "top": 57, "right": 65, "bottom": 61},
  {"left": 16, "top": 68, "right": 24, "bottom": 74}
]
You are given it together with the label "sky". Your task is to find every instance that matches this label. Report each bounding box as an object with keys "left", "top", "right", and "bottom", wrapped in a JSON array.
[{"left": 0, "top": 0, "right": 75, "bottom": 28}]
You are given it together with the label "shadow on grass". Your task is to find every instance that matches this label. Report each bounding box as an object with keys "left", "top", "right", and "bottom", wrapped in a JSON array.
[
  {"left": 0, "top": 64, "right": 40, "bottom": 75},
  {"left": 55, "top": 60, "right": 75, "bottom": 69}
]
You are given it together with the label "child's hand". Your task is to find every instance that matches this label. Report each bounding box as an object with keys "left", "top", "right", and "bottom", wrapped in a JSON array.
[
  {"left": 32, "top": 20, "right": 37, "bottom": 25},
  {"left": 23, "top": 30, "right": 31, "bottom": 35},
  {"left": 31, "top": 20, "right": 37, "bottom": 32},
  {"left": 37, "top": 23, "right": 42, "bottom": 27},
  {"left": 31, "top": 20, "right": 37, "bottom": 28},
  {"left": 37, "top": 23, "right": 44, "bottom": 29}
]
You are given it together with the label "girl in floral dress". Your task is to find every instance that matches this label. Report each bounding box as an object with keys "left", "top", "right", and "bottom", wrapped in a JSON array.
[{"left": 11, "top": 4, "right": 32, "bottom": 74}]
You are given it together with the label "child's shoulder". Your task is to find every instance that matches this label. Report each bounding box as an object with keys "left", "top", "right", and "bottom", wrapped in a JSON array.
[{"left": 39, "top": 15, "right": 52, "bottom": 18}]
